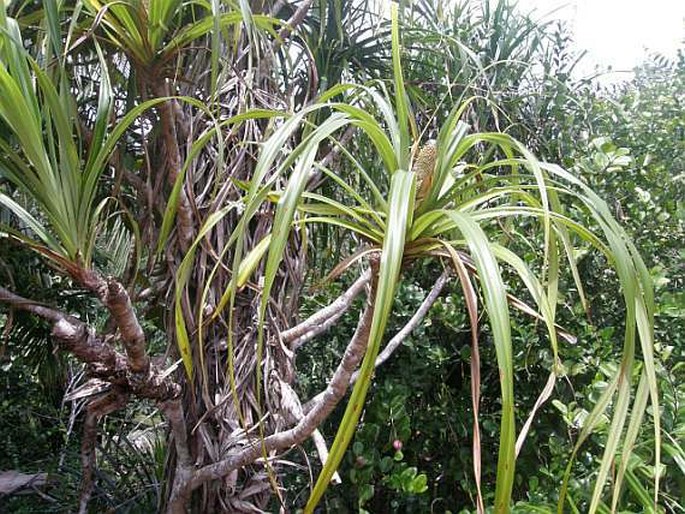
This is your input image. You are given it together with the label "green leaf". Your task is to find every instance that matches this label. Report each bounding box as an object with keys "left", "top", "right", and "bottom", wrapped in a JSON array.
[
  {"left": 305, "top": 169, "right": 416, "bottom": 512},
  {"left": 390, "top": 2, "right": 412, "bottom": 170},
  {"left": 442, "top": 211, "right": 515, "bottom": 513}
]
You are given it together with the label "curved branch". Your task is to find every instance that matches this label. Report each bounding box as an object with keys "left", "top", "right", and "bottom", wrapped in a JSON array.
[
  {"left": 349, "top": 269, "right": 450, "bottom": 384},
  {"left": 0, "top": 285, "right": 122, "bottom": 369},
  {"left": 0, "top": 286, "right": 67, "bottom": 323},
  {"left": 0, "top": 285, "right": 178, "bottom": 401},
  {"left": 78, "top": 391, "right": 129, "bottom": 514},
  {"left": 172, "top": 266, "right": 379, "bottom": 505},
  {"left": 75, "top": 270, "right": 150, "bottom": 373},
  {"left": 277, "top": 0, "right": 314, "bottom": 43},
  {"left": 281, "top": 268, "right": 371, "bottom": 350}
]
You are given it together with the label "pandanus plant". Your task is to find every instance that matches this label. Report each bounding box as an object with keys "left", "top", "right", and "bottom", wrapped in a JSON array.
[
  {"left": 208, "top": 4, "right": 659, "bottom": 512},
  {"left": 0, "top": 0, "right": 660, "bottom": 511},
  {"left": 0, "top": 2, "right": 277, "bottom": 511}
]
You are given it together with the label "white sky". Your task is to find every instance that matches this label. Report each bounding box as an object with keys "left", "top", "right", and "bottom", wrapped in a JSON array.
[{"left": 513, "top": 0, "right": 685, "bottom": 79}]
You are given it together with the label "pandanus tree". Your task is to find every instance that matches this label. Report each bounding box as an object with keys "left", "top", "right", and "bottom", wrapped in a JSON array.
[{"left": 0, "top": 1, "right": 659, "bottom": 513}]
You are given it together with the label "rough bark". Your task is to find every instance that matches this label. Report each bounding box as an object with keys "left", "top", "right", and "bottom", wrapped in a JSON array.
[
  {"left": 72, "top": 271, "right": 150, "bottom": 374},
  {"left": 151, "top": 81, "right": 195, "bottom": 251},
  {"left": 78, "top": 392, "right": 129, "bottom": 514},
  {"left": 165, "top": 263, "right": 379, "bottom": 512},
  {"left": 282, "top": 268, "right": 371, "bottom": 350},
  {"left": 1, "top": 284, "right": 179, "bottom": 400}
]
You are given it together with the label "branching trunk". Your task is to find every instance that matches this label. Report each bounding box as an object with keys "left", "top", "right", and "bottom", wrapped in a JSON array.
[
  {"left": 78, "top": 392, "right": 129, "bottom": 514},
  {"left": 2, "top": 3, "right": 380, "bottom": 512},
  {"left": 72, "top": 271, "right": 150, "bottom": 373}
]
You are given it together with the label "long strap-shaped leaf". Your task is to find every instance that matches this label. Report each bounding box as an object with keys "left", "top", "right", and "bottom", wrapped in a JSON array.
[
  {"left": 443, "top": 210, "right": 515, "bottom": 514},
  {"left": 541, "top": 163, "right": 659, "bottom": 511},
  {"left": 441, "top": 242, "right": 484, "bottom": 513},
  {"left": 257, "top": 114, "right": 351, "bottom": 400},
  {"left": 390, "top": 2, "right": 413, "bottom": 171},
  {"left": 305, "top": 169, "right": 416, "bottom": 512}
]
